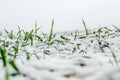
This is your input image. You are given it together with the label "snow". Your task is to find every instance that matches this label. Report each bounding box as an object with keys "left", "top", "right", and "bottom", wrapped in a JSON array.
[{"left": 0, "top": 27, "right": 120, "bottom": 80}]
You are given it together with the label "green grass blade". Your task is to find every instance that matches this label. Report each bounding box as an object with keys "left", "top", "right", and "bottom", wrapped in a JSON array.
[
  {"left": 34, "top": 21, "right": 40, "bottom": 34},
  {"left": 0, "top": 47, "right": 7, "bottom": 67},
  {"left": 48, "top": 19, "right": 54, "bottom": 42},
  {"left": 97, "top": 27, "right": 102, "bottom": 38},
  {"left": 26, "top": 52, "right": 30, "bottom": 60},
  {"left": 8, "top": 59, "right": 20, "bottom": 73},
  {"left": 29, "top": 36, "right": 33, "bottom": 46},
  {"left": 82, "top": 19, "right": 88, "bottom": 35},
  {"left": 12, "top": 43, "right": 19, "bottom": 58},
  {"left": 5, "top": 68, "right": 9, "bottom": 80},
  {"left": 112, "top": 25, "right": 120, "bottom": 32},
  {"left": 60, "top": 35, "right": 69, "bottom": 41},
  {"left": 35, "top": 35, "right": 43, "bottom": 42},
  {"left": 111, "top": 50, "right": 118, "bottom": 66}
]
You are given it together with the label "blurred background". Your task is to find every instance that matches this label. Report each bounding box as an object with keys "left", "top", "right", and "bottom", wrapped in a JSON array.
[{"left": 0, "top": 0, "right": 120, "bottom": 32}]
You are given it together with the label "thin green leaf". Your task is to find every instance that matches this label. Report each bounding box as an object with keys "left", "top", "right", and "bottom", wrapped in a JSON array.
[
  {"left": 48, "top": 19, "right": 54, "bottom": 42},
  {"left": 0, "top": 47, "right": 7, "bottom": 67},
  {"left": 60, "top": 35, "right": 69, "bottom": 40},
  {"left": 111, "top": 50, "right": 118, "bottom": 65},
  {"left": 8, "top": 60, "right": 20, "bottom": 73},
  {"left": 82, "top": 18, "right": 88, "bottom": 35}
]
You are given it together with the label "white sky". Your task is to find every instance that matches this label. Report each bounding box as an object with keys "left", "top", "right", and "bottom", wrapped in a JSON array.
[{"left": 0, "top": 0, "right": 120, "bottom": 32}]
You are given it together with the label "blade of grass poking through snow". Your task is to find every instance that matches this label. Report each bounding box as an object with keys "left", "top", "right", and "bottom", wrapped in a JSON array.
[
  {"left": 97, "top": 27, "right": 102, "bottom": 38},
  {"left": 112, "top": 25, "right": 120, "bottom": 32},
  {"left": 48, "top": 19, "right": 54, "bottom": 42},
  {"left": 8, "top": 59, "right": 20, "bottom": 73},
  {"left": 24, "top": 32, "right": 29, "bottom": 41},
  {"left": 0, "top": 47, "right": 9, "bottom": 80},
  {"left": 96, "top": 38, "right": 104, "bottom": 53},
  {"left": 111, "top": 50, "right": 119, "bottom": 66},
  {"left": 60, "top": 35, "right": 69, "bottom": 41},
  {"left": 5, "top": 68, "right": 9, "bottom": 80},
  {"left": 12, "top": 43, "right": 19, "bottom": 58},
  {"left": 34, "top": 20, "right": 37, "bottom": 33},
  {"left": 79, "top": 35, "right": 87, "bottom": 39},
  {"left": 35, "top": 35, "right": 43, "bottom": 42},
  {"left": 0, "top": 47, "right": 7, "bottom": 67},
  {"left": 26, "top": 52, "right": 30, "bottom": 60},
  {"left": 74, "top": 32, "right": 77, "bottom": 40},
  {"left": 42, "top": 31, "right": 47, "bottom": 38},
  {"left": 2, "top": 40, "right": 6, "bottom": 49},
  {"left": 82, "top": 18, "right": 88, "bottom": 35},
  {"left": 29, "top": 29, "right": 34, "bottom": 46},
  {"left": 17, "top": 26, "right": 22, "bottom": 40},
  {"left": 29, "top": 34, "right": 33, "bottom": 46},
  {"left": 34, "top": 20, "right": 40, "bottom": 34}
]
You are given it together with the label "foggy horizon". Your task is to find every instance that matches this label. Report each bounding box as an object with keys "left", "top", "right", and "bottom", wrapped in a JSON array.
[{"left": 0, "top": 0, "right": 120, "bottom": 32}]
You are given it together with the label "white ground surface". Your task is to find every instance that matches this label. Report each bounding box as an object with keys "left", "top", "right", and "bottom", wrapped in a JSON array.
[{"left": 0, "top": 27, "right": 120, "bottom": 80}]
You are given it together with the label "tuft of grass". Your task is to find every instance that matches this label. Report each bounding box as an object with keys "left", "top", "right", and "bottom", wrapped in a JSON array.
[
  {"left": 4, "top": 29, "right": 14, "bottom": 39},
  {"left": 23, "top": 30, "right": 34, "bottom": 46}
]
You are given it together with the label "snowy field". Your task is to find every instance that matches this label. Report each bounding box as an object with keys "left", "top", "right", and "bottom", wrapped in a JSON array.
[
  {"left": 0, "top": 23, "right": 120, "bottom": 80},
  {"left": 0, "top": 0, "right": 120, "bottom": 80}
]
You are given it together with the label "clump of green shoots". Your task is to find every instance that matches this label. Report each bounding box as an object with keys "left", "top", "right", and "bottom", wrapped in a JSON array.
[
  {"left": 4, "top": 29, "right": 14, "bottom": 39},
  {"left": 0, "top": 41, "right": 21, "bottom": 80},
  {"left": 22, "top": 21, "right": 43, "bottom": 46},
  {"left": 23, "top": 30, "right": 34, "bottom": 46}
]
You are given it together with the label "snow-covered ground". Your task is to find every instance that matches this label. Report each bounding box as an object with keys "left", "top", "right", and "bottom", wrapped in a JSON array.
[{"left": 0, "top": 27, "right": 120, "bottom": 80}]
